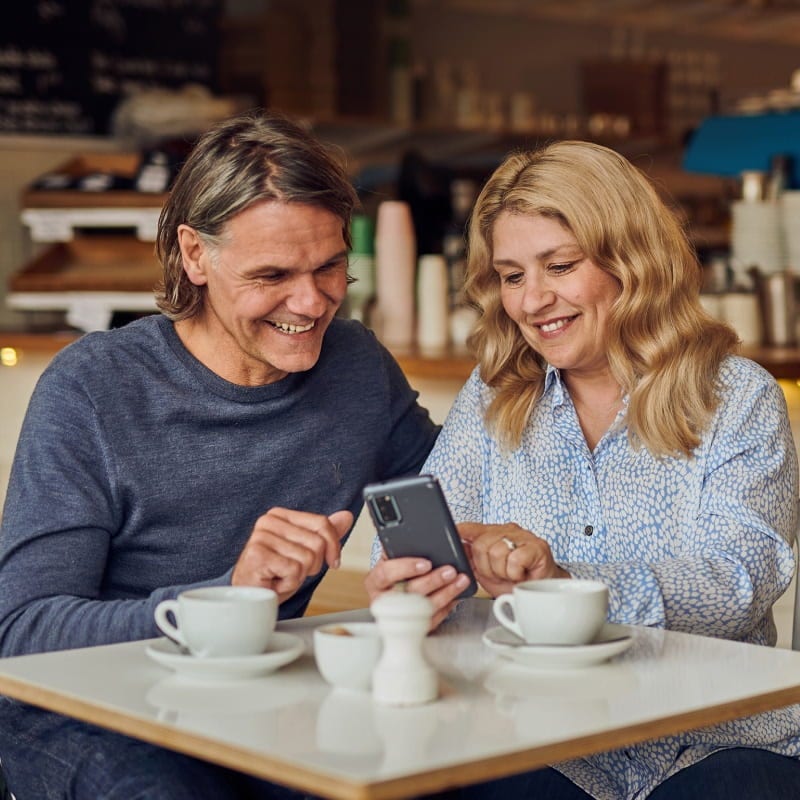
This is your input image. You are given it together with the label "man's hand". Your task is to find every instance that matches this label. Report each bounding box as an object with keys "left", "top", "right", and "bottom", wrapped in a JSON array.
[
  {"left": 232, "top": 508, "right": 353, "bottom": 602},
  {"left": 458, "top": 522, "right": 569, "bottom": 597},
  {"left": 364, "top": 555, "right": 472, "bottom": 631}
]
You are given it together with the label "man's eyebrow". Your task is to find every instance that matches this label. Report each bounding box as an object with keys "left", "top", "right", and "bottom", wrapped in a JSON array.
[
  {"left": 244, "top": 249, "right": 351, "bottom": 275},
  {"left": 320, "top": 249, "right": 350, "bottom": 266}
]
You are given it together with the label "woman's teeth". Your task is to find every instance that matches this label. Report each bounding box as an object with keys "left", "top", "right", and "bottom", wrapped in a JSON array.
[
  {"left": 270, "top": 320, "right": 315, "bottom": 334},
  {"left": 539, "top": 318, "right": 569, "bottom": 333}
]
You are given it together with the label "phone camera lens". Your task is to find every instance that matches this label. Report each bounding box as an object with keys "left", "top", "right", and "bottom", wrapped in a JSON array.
[{"left": 374, "top": 495, "right": 401, "bottom": 525}]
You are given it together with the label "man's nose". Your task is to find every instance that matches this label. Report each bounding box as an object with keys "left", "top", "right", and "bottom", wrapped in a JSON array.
[{"left": 287, "top": 274, "right": 328, "bottom": 316}]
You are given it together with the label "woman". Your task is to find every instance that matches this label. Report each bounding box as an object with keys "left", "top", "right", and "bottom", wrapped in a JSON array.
[{"left": 366, "top": 141, "right": 800, "bottom": 799}]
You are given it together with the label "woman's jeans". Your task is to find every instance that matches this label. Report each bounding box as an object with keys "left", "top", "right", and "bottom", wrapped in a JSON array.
[{"left": 459, "top": 747, "right": 800, "bottom": 799}]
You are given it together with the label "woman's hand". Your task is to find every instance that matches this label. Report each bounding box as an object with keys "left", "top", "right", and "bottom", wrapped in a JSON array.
[
  {"left": 364, "top": 555, "right": 473, "bottom": 631},
  {"left": 458, "top": 522, "right": 570, "bottom": 597}
]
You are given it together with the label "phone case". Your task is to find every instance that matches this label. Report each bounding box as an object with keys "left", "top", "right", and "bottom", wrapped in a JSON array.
[{"left": 363, "top": 474, "right": 478, "bottom": 599}]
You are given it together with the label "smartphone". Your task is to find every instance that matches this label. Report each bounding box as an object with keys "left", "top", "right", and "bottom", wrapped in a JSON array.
[{"left": 363, "top": 474, "right": 478, "bottom": 599}]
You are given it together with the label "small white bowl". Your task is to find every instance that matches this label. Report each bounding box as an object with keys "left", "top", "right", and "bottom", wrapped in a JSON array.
[{"left": 313, "top": 622, "right": 382, "bottom": 692}]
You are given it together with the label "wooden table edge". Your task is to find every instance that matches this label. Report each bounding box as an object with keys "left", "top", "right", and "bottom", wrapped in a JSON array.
[{"left": 2, "top": 670, "right": 800, "bottom": 800}]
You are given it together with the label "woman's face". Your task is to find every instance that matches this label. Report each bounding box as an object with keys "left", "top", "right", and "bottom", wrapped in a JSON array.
[{"left": 491, "top": 211, "right": 620, "bottom": 381}]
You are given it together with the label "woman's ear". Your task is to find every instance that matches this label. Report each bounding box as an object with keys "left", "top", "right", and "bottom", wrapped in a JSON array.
[{"left": 177, "top": 224, "right": 209, "bottom": 287}]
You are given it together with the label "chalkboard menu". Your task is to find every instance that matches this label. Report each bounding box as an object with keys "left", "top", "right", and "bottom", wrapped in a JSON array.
[{"left": 2, "top": 0, "right": 223, "bottom": 136}]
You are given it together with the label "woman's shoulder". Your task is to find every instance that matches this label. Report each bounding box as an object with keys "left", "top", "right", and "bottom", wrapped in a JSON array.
[
  {"left": 461, "top": 364, "right": 496, "bottom": 404},
  {"left": 717, "top": 354, "right": 777, "bottom": 392},
  {"left": 713, "top": 355, "right": 788, "bottom": 426}
]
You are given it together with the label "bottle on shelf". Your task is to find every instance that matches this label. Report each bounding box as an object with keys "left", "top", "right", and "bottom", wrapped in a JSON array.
[
  {"left": 766, "top": 153, "right": 793, "bottom": 201},
  {"left": 346, "top": 214, "right": 376, "bottom": 325},
  {"left": 386, "top": 0, "right": 413, "bottom": 126},
  {"left": 442, "top": 178, "right": 478, "bottom": 310}
]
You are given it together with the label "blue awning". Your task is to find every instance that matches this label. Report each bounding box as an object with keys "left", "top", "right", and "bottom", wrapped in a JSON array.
[{"left": 683, "top": 110, "right": 800, "bottom": 187}]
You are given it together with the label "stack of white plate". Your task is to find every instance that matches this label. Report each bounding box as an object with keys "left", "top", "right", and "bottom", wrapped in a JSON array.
[
  {"left": 731, "top": 200, "right": 786, "bottom": 281},
  {"left": 780, "top": 191, "right": 800, "bottom": 270}
]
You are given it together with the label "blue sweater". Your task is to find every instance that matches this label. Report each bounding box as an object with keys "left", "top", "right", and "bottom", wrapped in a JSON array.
[{"left": 0, "top": 315, "right": 438, "bottom": 655}]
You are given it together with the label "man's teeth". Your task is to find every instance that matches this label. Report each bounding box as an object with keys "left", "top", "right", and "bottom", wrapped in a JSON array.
[
  {"left": 270, "top": 320, "right": 315, "bottom": 334},
  {"left": 540, "top": 318, "right": 569, "bottom": 333}
]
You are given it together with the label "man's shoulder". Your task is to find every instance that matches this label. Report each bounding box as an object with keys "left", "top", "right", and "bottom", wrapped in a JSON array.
[
  {"left": 316, "top": 318, "right": 410, "bottom": 395},
  {"left": 320, "top": 318, "right": 388, "bottom": 369},
  {"left": 324, "top": 317, "right": 380, "bottom": 350},
  {"left": 46, "top": 315, "right": 166, "bottom": 378}
]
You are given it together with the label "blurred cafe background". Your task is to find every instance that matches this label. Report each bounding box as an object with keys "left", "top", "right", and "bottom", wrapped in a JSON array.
[{"left": 5, "top": 0, "right": 800, "bottom": 635}]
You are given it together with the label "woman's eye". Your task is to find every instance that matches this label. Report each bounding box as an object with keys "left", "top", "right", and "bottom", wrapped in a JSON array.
[
  {"left": 549, "top": 261, "right": 575, "bottom": 274},
  {"left": 501, "top": 272, "right": 524, "bottom": 286}
]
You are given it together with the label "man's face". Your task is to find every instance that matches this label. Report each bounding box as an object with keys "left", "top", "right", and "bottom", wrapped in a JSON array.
[{"left": 179, "top": 200, "right": 349, "bottom": 386}]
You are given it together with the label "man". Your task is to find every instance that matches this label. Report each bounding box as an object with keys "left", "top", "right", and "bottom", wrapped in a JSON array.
[{"left": 0, "top": 111, "right": 443, "bottom": 799}]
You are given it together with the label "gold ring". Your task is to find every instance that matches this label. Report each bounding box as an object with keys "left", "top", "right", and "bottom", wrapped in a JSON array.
[{"left": 501, "top": 536, "right": 517, "bottom": 552}]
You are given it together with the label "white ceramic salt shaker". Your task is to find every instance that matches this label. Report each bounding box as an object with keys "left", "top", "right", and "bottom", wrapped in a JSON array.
[{"left": 370, "top": 592, "right": 438, "bottom": 706}]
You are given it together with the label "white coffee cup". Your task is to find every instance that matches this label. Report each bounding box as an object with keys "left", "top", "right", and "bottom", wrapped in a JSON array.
[
  {"left": 154, "top": 586, "right": 278, "bottom": 658},
  {"left": 313, "top": 622, "right": 383, "bottom": 692},
  {"left": 492, "top": 579, "right": 608, "bottom": 645}
]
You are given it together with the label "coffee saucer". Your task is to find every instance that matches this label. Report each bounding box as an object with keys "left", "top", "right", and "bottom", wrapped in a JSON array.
[
  {"left": 146, "top": 632, "right": 305, "bottom": 682},
  {"left": 482, "top": 623, "right": 633, "bottom": 670}
]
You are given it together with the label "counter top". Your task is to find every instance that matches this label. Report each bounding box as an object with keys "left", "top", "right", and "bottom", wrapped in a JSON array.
[{"left": 3, "top": 332, "right": 800, "bottom": 383}]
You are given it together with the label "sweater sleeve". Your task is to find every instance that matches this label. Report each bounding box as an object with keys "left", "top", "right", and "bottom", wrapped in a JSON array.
[{"left": 0, "top": 367, "right": 230, "bottom": 656}]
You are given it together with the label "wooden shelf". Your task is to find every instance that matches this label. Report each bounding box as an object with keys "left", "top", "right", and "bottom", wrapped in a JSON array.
[
  {"left": 9, "top": 237, "right": 160, "bottom": 294},
  {"left": 739, "top": 345, "right": 800, "bottom": 381},
  {"left": 21, "top": 153, "right": 167, "bottom": 210}
]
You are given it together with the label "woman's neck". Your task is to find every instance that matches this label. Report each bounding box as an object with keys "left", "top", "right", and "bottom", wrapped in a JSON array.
[{"left": 563, "top": 369, "right": 624, "bottom": 451}]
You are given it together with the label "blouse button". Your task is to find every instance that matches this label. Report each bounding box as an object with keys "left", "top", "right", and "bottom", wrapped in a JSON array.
[{"left": 583, "top": 525, "right": 594, "bottom": 536}]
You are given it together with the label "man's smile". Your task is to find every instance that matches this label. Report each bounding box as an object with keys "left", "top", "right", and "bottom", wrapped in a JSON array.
[{"left": 266, "top": 319, "right": 317, "bottom": 334}]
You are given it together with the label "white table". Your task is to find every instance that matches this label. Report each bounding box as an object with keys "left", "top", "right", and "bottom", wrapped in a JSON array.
[{"left": 2, "top": 599, "right": 800, "bottom": 799}]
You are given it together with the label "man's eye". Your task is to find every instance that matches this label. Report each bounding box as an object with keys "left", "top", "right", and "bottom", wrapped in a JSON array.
[{"left": 317, "top": 260, "right": 347, "bottom": 274}]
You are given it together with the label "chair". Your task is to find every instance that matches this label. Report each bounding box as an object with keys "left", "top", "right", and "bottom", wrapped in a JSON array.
[{"left": 793, "top": 571, "right": 800, "bottom": 652}]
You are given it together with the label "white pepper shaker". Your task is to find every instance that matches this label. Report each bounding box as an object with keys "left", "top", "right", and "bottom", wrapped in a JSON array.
[{"left": 370, "top": 592, "right": 438, "bottom": 706}]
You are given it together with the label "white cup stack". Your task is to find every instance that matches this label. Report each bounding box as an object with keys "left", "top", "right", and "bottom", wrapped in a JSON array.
[
  {"left": 374, "top": 201, "right": 417, "bottom": 350},
  {"left": 416, "top": 254, "right": 450, "bottom": 355},
  {"left": 780, "top": 191, "right": 800, "bottom": 269},
  {"left": 730, "top": 200, "right": 786, "bottom": 280}
]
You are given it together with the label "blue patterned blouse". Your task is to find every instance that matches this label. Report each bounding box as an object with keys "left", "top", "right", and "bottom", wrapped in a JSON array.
[{"left": 374, "top": 355, "right": 800, "bottom": 799}]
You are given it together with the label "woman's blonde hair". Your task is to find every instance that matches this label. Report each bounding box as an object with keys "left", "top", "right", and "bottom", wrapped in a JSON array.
[{"left": 465, "top": 140, "right": 738, "bottom": 457}]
